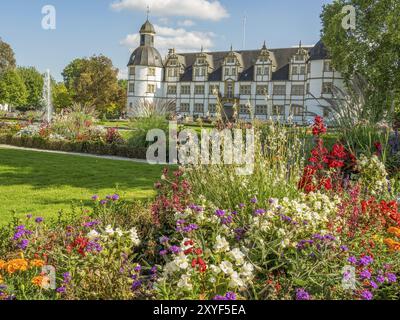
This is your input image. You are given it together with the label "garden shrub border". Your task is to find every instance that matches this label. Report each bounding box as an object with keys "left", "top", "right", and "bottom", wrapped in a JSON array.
[{"left": 0, "top": 134, "right": 147, "bottom": 160}]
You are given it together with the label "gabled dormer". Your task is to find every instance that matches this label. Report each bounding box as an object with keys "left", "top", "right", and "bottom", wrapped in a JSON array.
[
  {"left": 222, "top": 46, "right": 243, "bottom": 81},
  {"left": 254, "top": 41, "right": 273, "bottom": 81},
  {"left": 193, "top": 49, "right": 213, "bottom": 81},
  {"left": 290, "top": 41, "right": 309, "bottom": 80},
  {"left": 165, "top": 48, "right": 185, "bottom": 81}
]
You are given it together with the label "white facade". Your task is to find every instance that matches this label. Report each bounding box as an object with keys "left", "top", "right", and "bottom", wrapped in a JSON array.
[{"left": 127, "top": 20, "right": 344, "bottom": 123}]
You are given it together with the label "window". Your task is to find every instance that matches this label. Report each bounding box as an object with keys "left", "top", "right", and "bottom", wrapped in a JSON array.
[
  {"left": 264, "top": 66, "right": 270, "bottom": 76},
  {"left": 129, "top": 67, "right": 135, "bottom": 76},
  {"left": 195, "top": 68, "right": 199, "bottom": 77},
  {"left": 306, "top": 83, "right": 310, "bottom": 94},
  {"left": 323, "top": 109, "right": 330, "bottom": 118},
  {"left": 128, "top": 83, "right": 135, "bottom": 93},
  {"left": 239, "top": 104, "right": 249, "bottom": 114},
  {"left": 255, "top": 105, "right": 268, "bottom": 115},
  {"left": 256, "top": 85, "right": 268, "bottom": 95},
  {"left": 272, "top": 105, "right": 285, "bottom": 116},
  {"left": 273, "top": 84, "right": 286, "bottom": 95},
  {"left": 227, "top": 57, "right": 235, "bottom": 64},
  {"left": 208, "top": 104, "right": 217, "bottom": 113},
  {"left": 194, "top": 103, "right": 204, "bottom": 113},
  {"left": 290, "top": 104, "right": 303, "bottom": 116},
  {"left": 225, "top": 68, "right": 229, "bottom": 76},
  {"left": 322, "top": 82, "right": 333, "bottom": 94},
  {"left": 324, "top": 61, "right": 333, "bottom": 72},
  {"left": 257, "top": 66, "right": 270, "bottom": 76},
  {"left": 209, "top": 84, "right": 220, "bottom": 95},
  {"left": 240, "top": 85, "right": 251, "bottom": 95},
  {"left": 291, "top": 85, "right": 304, "bottom": 96},
  {"left": 147, "top": 84, "right": 155, "bottom": 93},
  {"left": 173, "top": 68, "right": 178, "bottom": 77},
  {"left": 231, "top": 68, "right": 236, "bottom": 76},
  {"left": 167, "top": 85, "right": 177, "bottom": 94},
  {"left": 299, "top": 66, "right": 306, "bottom": 75},
  {"left": 181, "top": 85, "right": 191, "bottom": 95},
  {"left": 180, "top": 103, "right": 190, "bottom": 112},
  {"left": 295, "top": 55, "right": 304, "bottom": 61},
  {"left": 148, "top": 68, "right": 156, "bottom": 76},
  {"left": 194, "top": 85, "right": 205, "bottom": 95},
  {"left": 226, "top": 82, "right": 234, "bottom": 98},
  {"left": 256, "top": 67, "right": 262, "bottom": 76},
  {"left": 292, "top": 66, "right": 298, "bottom": 75}
]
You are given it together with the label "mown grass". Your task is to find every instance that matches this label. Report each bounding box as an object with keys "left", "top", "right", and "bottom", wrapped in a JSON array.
[{"left": 0, "top": 147, "right": 164, "bottom": 223}]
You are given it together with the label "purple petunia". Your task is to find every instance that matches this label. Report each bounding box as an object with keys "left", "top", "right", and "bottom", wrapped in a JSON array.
[
  {"left": 348, "top": 256, "right": 357, "bottom": 264},
  {"left": 35, "top": 217, "right": 44, "bottom": 224},
  {"left": 358, "top": 256, "right": 373, "bottom": 267},
  {"left": 18, "top": 239, "right": 29, "bottom": 250},
  {"left": 369, "top": 281, "right": 378, "bottom": 289},
  {"left": 340, "top": 245, "right": 349, "bottom": 252},
  {"left": 91, "top": 195, "right": 99, "bottom": 201},
  {"left": 376, "top": 275, "right": 385, "bottom": 284},
  {"left": 111, "top": 194, "right": 120, "bottom": 201},
  {"left": 386, "top": 273, "right": 397, "bottom": 283},
  {"left": 215, "top": 209, "right": 226, "bottom": 217},
  {"left": 295, "top": 288, "right": 311, "bottom": 300},
  {"left": 360, "top": 269, "right": 372, "bottom": 280},
  {"left": 134, "top": 264, "right": 142, "bottom": 272},
  {"left": 159, "top": 249, "right": 168, "bottom": 256},
  {"left": 159, "top": 236, "right": 170, "bottom": 244},
  {"left": 250, "top": 198, "right": 258, "bottom": 204},
  {"left": 360, "top": 290, "right": 373, "bottom": 300},
  {"left": 254, "top": 209, "right": 266, "bottom": 216},
  {"left": 169, "top": 245, "right": 181, "bottom": 254},
  {"left": 132, "top": 280, "right": 142, "bottom": 291}
]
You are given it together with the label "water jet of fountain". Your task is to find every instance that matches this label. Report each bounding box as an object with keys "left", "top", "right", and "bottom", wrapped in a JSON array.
[{"left": 42, "top": 69, "right": 53, "bottom": 123}]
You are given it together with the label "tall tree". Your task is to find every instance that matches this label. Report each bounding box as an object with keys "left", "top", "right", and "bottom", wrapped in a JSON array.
[
  {"left": 0, "top": 38, "right": 16, "bottom": 74},
  {"left": 62, "top": 55, "right": 121, "bottom": 116},
  {"left": 0, "top": 69, "right": 28, "bottom": 107},
  {"left": 52, "top": 82, "right": 73, "bottom": 111},
  {"left": 17, "top": 67, "right": 44, "bottom": 110},
  {"left": 321, "top": 0, "right": 400, "bottom": 121}
]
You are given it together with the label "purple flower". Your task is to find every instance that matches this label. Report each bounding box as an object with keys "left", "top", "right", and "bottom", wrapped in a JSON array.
[
  {"left": 358, "top": 256, "right": 373, "bottom": 267},
  {"left": 159, "top": 236, "right": 169, "bottom": 244},
  {"left": 295, "top": 288, "right": 310, "bottom": 300},
  {"left": 86, "top": 241, "right": 102, "bottom": 253},
  {"left": 312, "top": 234, "right": 324, "bottom": 240},
  {"left": 134, "top": 264, "right": 142, "bottom": 272},
  {"left": 225, "top": 292, "right": 236, "bottom": 300},
  {"left": 63, "top": 272, "right": 71, "bottom": 283},
  {"left": 215, "top": 209, "right": 226, "bottom": 217},
  {"left": 132, "top": 280, "right": 142, "bottom": 291},
  {"left": 84, "top": 220, "right": 100, "bottom": 228},
  {"left": 376, "top": 275, "right": 385, "bottom": 284},
  {"left": 56, "top": 286, "right": 66, "bottom": 294},
  {"left": 35, "top": 217, "right": 44, "bottom": 224},
  {"left": 169, "top": 246, "right": 181, "bottom": 254},
  {"left": 386, "top": 273, "right": 397, "bottom": 283},
  {"left": 254, "top": 209, "right": 266, "bottom": 216},
  {"left": 360, "top": 290, "right": 373, "bottom": 300},
  {"left": 26, "top": 214, "right": 32, "bottom": 219},
  {"left": 323, "top": 234, "right": 336, "bottom": 241},
  {"left": 234, "top": 228, "right": 246, "bottom": 241},
  {"left": 18, "top": 239, "right": 29, "bottom": 250},
  {"left": 369, "top": 281, "right": 378, "bottom": 289},
  {"left": 100, "top": 200, "right": 107, "bottom": 205},
  {"left": 348, "top": 256, "right": 357, "bottom": 264},
  {"left": 111, "top": 194, "right": 120, "bottom": 201},
  {"left": 360, "top": 269, "right": 372, "bottom": 280},
  {"left": 159, "top": 249, "right": 168, "bottom": 256},
  {"left": 250, "top": 198, "right": 258, "bottom": 204},
  {"left": 91, "top": 195, "right": 99, "bottom": 201},
  {"left": 150, "top": 266, "right": 158, "bottom": 274},
  {"left": 340, "top": 245, "right": 349, "bottom": 252},
  {"left": 213, "top": 295, "right": 227, "bottom": 300},
  {"left": 221, "top": 216, "right": 233, "bottom": 225},
  {"left": 239, "top": 203, "right": 245, "bottom": 209}
]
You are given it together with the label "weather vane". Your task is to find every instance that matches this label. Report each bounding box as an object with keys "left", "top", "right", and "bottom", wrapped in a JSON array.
[{"left": 146, "top": 5, "right": 150, "bottom": 19}]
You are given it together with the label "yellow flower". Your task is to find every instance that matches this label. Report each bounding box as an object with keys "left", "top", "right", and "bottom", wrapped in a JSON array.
[
  {"left": 0, "top": 274, "right": 3, "bottom": 284},
  {"left": 384, "top": 238, "right": 400, "bottom": 252},
  {"left": 30, "top": 259, "right": 45, "bottom": 268},
  {"left": 4, "top": 259, "right": 29, "bottom": 274},
  {"left": 388, "top": 227, "right": 400, "bottom": 239}
]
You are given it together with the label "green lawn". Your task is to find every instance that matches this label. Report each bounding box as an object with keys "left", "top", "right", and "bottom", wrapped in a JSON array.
[{"left": 0, "top": 148, "right": 164, "bottom": 223}]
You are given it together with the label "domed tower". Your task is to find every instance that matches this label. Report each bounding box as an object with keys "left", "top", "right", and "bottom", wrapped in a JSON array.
[{"left": 127, "top": 19, "right": 164, "bottom": 116}]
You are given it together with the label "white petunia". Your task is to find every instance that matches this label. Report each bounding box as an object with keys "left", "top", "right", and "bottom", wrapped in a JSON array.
[
  {"left": 210, "top": 264, "right": 221, "bottom": 275},
  {"left": 115, "top": 228, "right": 124, "bottom": 237},
  {"left": 174, "top": 253, "right": 189, "bottom": 270},
  {"left": 229, "top": 271, "right": 245, "bottom": 288},
  {"left": 229, "top": 248, "right": 245, "bottom": 266},
  {"left": 177, "top": 274, "right": 193, "bottom": 290},
  {"left": 220, "top": 260, "right": 234, "bottom": 275},
  {"left": 87, "top": 230, "right": 99, "bottom": 241},
  {"left": 129, "top": 227, "right": 141, "bottom": 246},
  {"left": 105, "top": 225, "right": 115, "bottom": 236},
  {"left": 214, "top": 235, "right": 230, "bottom": 253}
]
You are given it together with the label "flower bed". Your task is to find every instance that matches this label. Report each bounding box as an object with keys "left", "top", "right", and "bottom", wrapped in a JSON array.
[{"left": 1, "top": 117, "right": 399, "bottom": 300}]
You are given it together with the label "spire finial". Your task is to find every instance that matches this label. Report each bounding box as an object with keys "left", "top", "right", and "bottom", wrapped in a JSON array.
[
  {"left": 146, "top": 5, "right": 150, "bottom": 20},
  {"left": 262, "top": 40, "right": 266, "bottom": 49},
  {"left": 230, "top": 44, "right": 233, "bottom": 51},
  {"left": 201, "top": 45, "right": 204, "bottom": 53},
  {"left": 299, "top": 40, "right": 302, "bottom": 48}
]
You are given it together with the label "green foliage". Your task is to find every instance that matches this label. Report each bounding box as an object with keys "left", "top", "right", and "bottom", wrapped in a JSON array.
[
  {"left": 52, "top": 82, "right": 73, "bottom": 111},
  {"left": 16, "top": 67, "right": 44, "bottom": 110},
  {"left": 0, "top": 38, "right": 16, "bottom": 74},
  {"left": 128, "top": 116, "right": 169, "bottom": 149},
  {"left": 0, "top": 69, "right": 28, "bottom": 107},
  {"left": 321, "top": 0, "right": 400, "bottom": 122},
  {"left": 61, "top": 55, "right": 123, "bottom": 117}
]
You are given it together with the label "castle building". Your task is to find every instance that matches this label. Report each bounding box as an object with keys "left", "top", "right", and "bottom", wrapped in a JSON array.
[{"left": 127, "top": 19, "right": 344, "bottom": 123}]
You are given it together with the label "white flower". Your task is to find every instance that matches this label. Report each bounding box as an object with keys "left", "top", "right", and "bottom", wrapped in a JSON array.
[
  {"left": 210, "top": 264, "right": 221, "bottom": 275},
  {"left": 229, "top": 271, "right": 245, "bottom": 288},
  {"left": 87, "top": 230, "right": 99, "bottom": 241},
  {"left": 115, "top": 228, "right": 124, "bottom": 237},
  {"left": 129, "top": 228, "right": 141, "bottom": 246},
  {"left": 163, "top": 261, "right": 179, "bottom": 275},
  {"left": 174, "top": 253, "right": 189, "bottom": 269},
  {"left": 241, "top": 262, "right": 254, "bottom": 279},
  {"left": 214, "top": 235, "right": 230, "bottom": 253},
  {"left": 177, "top": 274, "right": 193, "bottom": 290},
  {"left": 220, "top": 260, "right": 234, "bottom": 275},
  {"left": 105, "top": 225, "right": 115, "bottom": 236},
  {"left": 229, "top": 248, "right": 245, "bottom": 266}
]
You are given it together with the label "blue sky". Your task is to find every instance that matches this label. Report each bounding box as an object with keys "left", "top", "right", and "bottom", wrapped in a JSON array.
[{"left": 0, "top": 0, "right": 333, "bottom": 81}]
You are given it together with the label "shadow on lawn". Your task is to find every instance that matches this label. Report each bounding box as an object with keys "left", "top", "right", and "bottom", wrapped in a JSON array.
[{"left": 0, "top": 148, "right": 164, "bottom": 191}]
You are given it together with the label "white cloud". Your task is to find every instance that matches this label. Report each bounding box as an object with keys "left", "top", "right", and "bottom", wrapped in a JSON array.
[
  {"left": 158, "top": 17, "right": 171, "bottom": 25},
  {"left": 178, "top": 19, "right": 196, "bottom": 27},
  {"left": 111, "top": 0, "right": 229, "bottom": 21},
  {"left": 118, "top": 68, "right": 128, "bottom": 80},
  {"left": 121, "top": 24, "right": 215, "bottom": 56}
]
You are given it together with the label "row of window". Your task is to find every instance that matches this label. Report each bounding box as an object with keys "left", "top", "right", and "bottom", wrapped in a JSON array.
[
  {"left": 129, "top": 83, "right": 333, "bottom": 95},
  {"left": 178, "top": 104, "right": 305, "bottom": 116}
]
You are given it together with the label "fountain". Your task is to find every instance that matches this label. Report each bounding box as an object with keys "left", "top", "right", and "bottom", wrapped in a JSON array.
[{"left": 42, "top": 69, "right": 53, "bottom": 123}]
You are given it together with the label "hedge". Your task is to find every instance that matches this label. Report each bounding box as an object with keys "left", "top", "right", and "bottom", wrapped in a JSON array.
[{"left": 0, "top": 135, "right": 147, "bottom": 160}]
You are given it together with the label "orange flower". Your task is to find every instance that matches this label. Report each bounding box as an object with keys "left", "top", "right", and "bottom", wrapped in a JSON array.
[
  {"left": 30, "top": 259, "right": 45, "bottom": 268},
  {"left": 0, "top": 260, "right": 6, "bottom": 270},
  {"left": 388, "top": 227, "right": 400, "bottom": 238},
  {"left": 32, "top": 275, "right": 50, "bottom": 289},
  {"left": 384, "top": 238, "right": 400, "bottom": 252},
  {"left": 3, "top": 259, "right": 29, "bottom": 274},
  {"left": 0, "top": 274, "right": 3, "bottom": 284}
]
